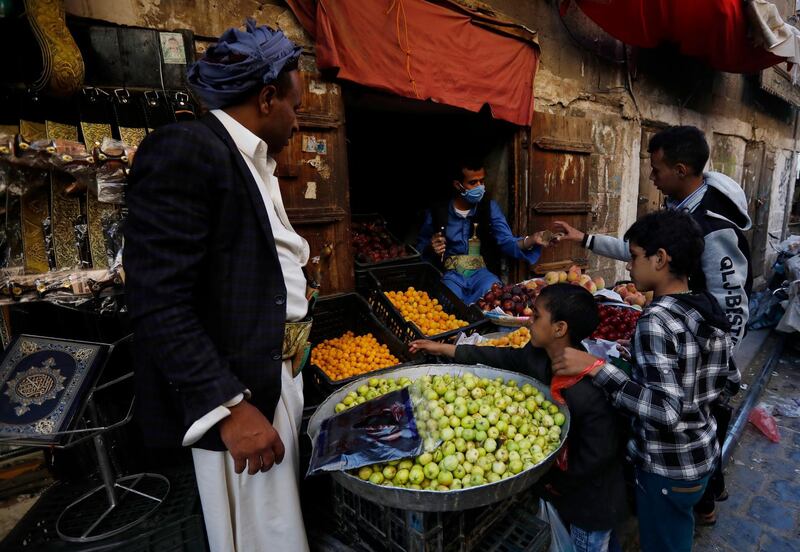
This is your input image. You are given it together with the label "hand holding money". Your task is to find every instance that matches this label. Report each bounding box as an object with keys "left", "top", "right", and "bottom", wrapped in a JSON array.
[{"left": 528, "top": 229, "right": 564, "bottom": 248}]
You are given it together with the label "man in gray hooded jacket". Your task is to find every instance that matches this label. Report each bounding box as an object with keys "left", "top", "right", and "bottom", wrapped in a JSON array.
[{"left": 555, "top": 125, "right": 752, "bottom": 351}]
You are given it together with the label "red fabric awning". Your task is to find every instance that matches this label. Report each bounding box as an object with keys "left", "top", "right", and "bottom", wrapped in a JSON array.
[
  {"left": 286, "top": 0, "right": 540, "bottom": 126},
  {"left": 570, "top": 0, "right": 782, "bottom": 73}
]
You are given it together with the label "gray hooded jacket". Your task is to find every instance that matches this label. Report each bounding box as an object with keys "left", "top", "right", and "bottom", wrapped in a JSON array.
[{"left": 586, "top": 172, "right": 752, "bottom": 352}]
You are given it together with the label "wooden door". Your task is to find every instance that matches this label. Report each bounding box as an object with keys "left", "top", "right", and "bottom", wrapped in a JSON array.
[
  {"left": 273, "top": 55, "right": 353, "bottom": 294},
  {"left": 741, "top": 141, "right": 765, "bottom": 276},
  {"left": 637, "top": 124, "right": 667, "bottom": 219},
  {"left": 744, "top": 144, "right": 774, "bottom": 280},
  {"left": 520, "top": 112, "right": 594, "bottom": 275}
]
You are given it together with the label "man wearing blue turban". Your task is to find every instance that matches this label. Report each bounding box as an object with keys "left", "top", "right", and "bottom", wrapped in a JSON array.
[{"left": 125, "top": 20, "right": 309, "bottom": 551}]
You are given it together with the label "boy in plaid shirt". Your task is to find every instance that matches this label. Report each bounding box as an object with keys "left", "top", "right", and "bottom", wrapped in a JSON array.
[{"left": 553, "top": 210, "right": 736, "bottom": 552}]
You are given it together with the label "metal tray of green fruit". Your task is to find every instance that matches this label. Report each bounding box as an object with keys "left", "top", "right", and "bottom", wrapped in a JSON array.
[{"left": 307, "top": 363, "right": 570, "bottom": 512}]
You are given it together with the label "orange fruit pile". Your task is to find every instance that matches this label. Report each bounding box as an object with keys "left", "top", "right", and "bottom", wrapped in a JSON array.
[
  {"left": 385, "top": 287, "right": 468, "bottom": 336},
  {"left": 311, "top": 331, "right": 399, "bottom": 381},
  {"left": 478, "top": 326, "right": 530, "bottom": 348}
]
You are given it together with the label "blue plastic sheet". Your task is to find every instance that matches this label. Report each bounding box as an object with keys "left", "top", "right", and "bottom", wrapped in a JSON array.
[{"left": 307, "top": 388, "right": 423, "bottom": 476}]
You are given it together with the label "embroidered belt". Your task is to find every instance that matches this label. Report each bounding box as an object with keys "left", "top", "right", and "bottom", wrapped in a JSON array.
[
  {"left": 21, "top": 185, "right": 49, "bottom": 273},
  {"left": 282, "top": 285, "right": 320, "bottom": 377},
  {"left": 443, "top": 255, "right": 486, "bottom": 274},
  {"left": 81, "top": 123, "right": 116, "bottom": 270},
  {"left": 283, "top": 317, "right": 313, "bottom": 378},
  {"left": 46, "top": 122, "right": 82, "bottom": 270}
]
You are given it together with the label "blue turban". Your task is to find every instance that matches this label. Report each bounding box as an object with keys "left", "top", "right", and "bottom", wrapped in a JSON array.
[{"left": 188, "top": 19, "right": 302, "bottom": 109}]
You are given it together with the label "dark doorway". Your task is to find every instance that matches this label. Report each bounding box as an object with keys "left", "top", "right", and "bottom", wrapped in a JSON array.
[{"left": 343, "top": 85, "right": 517, "bottom": 249}]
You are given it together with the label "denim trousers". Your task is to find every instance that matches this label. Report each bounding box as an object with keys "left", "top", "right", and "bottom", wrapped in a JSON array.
[
  {"left": 570, "top": 525, "right": 623, "bottom": 552},
  {"left": 441, "top": 268, "right": 500, "bottom": 305},
  {"left": 635, "top": 468, "right": 711, "bottom": 552}
]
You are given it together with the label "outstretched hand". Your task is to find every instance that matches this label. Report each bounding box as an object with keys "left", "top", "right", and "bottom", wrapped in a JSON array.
[
  {"left": 409, "top": 339, "right": 456, "bottom": 358},
  {"left": 529, "top": 230, "right": 565, "bottom": 248},
  {"left": 528, "top": 231, "right": 548, "bottom": 247},
  {"left": 552, "top": 221, "right": 585, "bottom": 243},
  {"left": 551, "top": 347, "right": 603, "bottom": 377}
]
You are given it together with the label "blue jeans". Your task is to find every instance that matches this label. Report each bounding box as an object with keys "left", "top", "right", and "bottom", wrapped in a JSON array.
[
  {"left": 635, "top": 468, "right": 710, "bottom": 552},
  {"left": 570, "top": 525, "right": 622, "bottom": 552},
  {"left": 441, "top": 268, "right": 501, "bottom": 305}
]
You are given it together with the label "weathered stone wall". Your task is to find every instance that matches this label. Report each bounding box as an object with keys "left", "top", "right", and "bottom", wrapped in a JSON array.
[
  {"left": 64, "top": 0, "right": 312, "bottom": 47},
  {"left": 492, "top": 0, "right": 798, "bottom": 286},
  {"left": 65, "top": 0, "right": 798, "bottom": 285}
]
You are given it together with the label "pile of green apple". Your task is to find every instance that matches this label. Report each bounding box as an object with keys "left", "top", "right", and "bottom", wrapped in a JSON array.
[{"left": 332, "top": 372, "right": 566, "bottom": 491}]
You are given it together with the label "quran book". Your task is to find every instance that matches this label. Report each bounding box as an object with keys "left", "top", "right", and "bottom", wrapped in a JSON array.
[{"left": 0, "top": 335, "right": 109, "bottom": 445}]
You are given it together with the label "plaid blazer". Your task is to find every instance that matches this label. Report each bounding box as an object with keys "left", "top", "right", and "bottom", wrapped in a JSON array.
[{"left": 125, "top": 114, "right": 288, "bottom": 450}]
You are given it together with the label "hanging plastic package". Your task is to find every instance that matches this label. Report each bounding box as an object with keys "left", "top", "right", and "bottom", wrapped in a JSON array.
[
  {"left": 307, "top": 388, "right": 423, "bottom": 476},
  {"left": 94, "top": 138, "right": 133, "bottom": 205}
]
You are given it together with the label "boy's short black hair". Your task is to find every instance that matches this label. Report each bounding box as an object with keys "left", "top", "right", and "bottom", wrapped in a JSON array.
[
  {"left": 623, "top": 209, "right": 705, "bottom": 278},
  {"left": 647, "top": 126, "right": 709, "bottom": 176},
  {"left": 537, "top": 284, "right": 599, "bottom": 346}
]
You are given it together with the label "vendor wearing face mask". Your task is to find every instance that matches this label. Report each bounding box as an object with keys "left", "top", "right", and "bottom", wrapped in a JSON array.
[{"left": 416, "top": 157, "right": 549, "bottom": 304}]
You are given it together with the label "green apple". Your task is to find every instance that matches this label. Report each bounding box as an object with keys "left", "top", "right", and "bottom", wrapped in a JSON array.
[
  {"left": 369, "top": 472, "right": 384, "bottom": 485},
  {"left": 395, "top": 468, "right": 410, "bottom": 485},
  {"left": 409, "top": 466, "right": 425, "bottom": 485},
  {"left": 423, "top": 462, "right": 440, "bottom": 480}
]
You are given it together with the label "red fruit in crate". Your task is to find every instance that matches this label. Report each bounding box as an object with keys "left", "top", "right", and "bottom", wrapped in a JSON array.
[
  {"left": 502, "top": 299, "right": 515, "bottom": 312},
  {"left": 522, "top": 306, "right": 533, "bottom": 316},
  {"left": 485, "top": 292, "right": 496, "bottom": 303},
  {"left": 493, "top": 299, "right": 501, "bottom": 307},
  {"left": 491, "top": 283, "right": 502, "bottom": 293},
  {"left": 514, "top": 303, "right": 526, "bottom": 315},
  {"left": 511, "top": 295, "right": 522, "bottom": 304}
]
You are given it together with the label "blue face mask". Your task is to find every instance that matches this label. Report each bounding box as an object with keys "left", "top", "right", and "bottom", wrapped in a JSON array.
[{"left": 461, "top": 184, "right": 485, "bottom": 204}]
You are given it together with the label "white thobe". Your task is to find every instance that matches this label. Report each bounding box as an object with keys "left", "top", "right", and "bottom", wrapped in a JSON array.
[{"left": 187, "top": 109, "right": 310, "bottom": 552}]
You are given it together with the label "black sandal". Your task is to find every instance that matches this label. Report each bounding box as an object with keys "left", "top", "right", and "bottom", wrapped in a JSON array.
[{"left": 696, "top": 509, "right": 717, "bottom": 526}]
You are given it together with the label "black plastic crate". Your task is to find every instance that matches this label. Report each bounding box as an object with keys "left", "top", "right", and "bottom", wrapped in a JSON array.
[
  {"left": 367, "top": 262, "right": 490, "bottom": 343},
  {"left": 0, "top": 466, "right": 206, "bottom": 551},
  {"left": 355, "top": 268, "right": 373, "bottom": 297},
  {"left": 309, "top": 293, "right": 423, "bottom": 395},
  {"left": 477, "top": 495, "right": 551, "bottom": 552},
  {"left": 352, "top": 213, "right": 421, "bottom": 269},
  {"left": 332, "top": 480, "right": 518, "bottom": 552}
]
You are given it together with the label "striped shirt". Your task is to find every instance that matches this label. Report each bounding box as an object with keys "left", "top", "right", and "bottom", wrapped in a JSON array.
[{"left": 666, "top": 182, "right": 708, "bottom": 212}]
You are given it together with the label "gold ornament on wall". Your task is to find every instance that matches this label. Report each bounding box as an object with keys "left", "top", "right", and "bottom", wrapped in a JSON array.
[{"left": 24, "top": 0, "right": 85, "bottom": 97}]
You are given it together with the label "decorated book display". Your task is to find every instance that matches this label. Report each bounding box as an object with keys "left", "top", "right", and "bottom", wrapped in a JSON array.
[
  {"left": 0, "top": 335, "right": 108, "bottom": 445},
  {"left": 0, "top": 334, "right": 169, "bottom": 543}
]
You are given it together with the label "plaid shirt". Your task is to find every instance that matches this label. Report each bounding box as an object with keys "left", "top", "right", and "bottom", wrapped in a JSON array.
[{"left": 593, "top": 295, "right": 732, "bottom": 480}]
